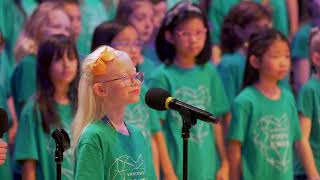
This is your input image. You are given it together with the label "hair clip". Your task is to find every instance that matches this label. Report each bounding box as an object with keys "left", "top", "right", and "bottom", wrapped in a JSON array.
[
  {"left": 164, "top": 1, "right": 202, "bottom": 26},
  {"left": 91, "top": 47, "right": 115, "bottom": 76}
]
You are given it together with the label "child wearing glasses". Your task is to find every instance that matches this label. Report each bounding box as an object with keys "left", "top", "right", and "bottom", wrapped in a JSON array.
[
  {"left": 91, "top": 20, "right": 177, "bottom": 179},
  {"left": 72, "top": 46, "right": 156, "bottom": 179},
  {"left": 148, "top": 2, "right": 230, "bottom": 179}
]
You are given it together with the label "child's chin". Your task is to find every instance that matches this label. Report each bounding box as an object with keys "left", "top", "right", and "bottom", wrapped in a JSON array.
[{"left": 127, "top": 97, "right": 140, "bottom": 104}]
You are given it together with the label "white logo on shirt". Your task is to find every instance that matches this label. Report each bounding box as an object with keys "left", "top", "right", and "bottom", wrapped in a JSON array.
[
  {"left": 253, "top": 114, "right": 290, "bottom": 171},
  {"left": 108, "top": 154, "right": 146, "bottom": 180},
  {"left": 172, "top": 86, "right": 211, "bottom": 143}
]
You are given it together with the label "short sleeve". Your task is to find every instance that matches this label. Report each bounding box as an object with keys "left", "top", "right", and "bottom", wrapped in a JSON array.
[
  {"left": 74, "top": 143, "right": 104, "bottom": 180},
  {"left": 14, "top": 102, "right": 39, "bottom": 161},
  {"left": 228, "top": 99, "right": 250, "bottom": 143},
  {"left": 297, "top": 85, "right": 314, "bottom": 119}
]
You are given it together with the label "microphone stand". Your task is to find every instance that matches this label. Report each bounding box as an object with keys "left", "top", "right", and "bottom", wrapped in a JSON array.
[
  {"left": 54, "top": 142, "right": 63, "bottom": 180},
  {"left": 179, "top": 107, "right": 197, "bottom": 180},
  {"left": 52, "top": 129, "right": 70, "bottom": 180}
]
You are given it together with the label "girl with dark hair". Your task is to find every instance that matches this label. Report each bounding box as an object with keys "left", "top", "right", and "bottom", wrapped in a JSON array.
[
  {"left": 116, "top": 0, "right": 158, "bottom": 77},
  {"left": 91, "top": 20, "right": 177, "bottom": 179},
  {"left": 149, "top": 2, "right": 230, "bottom": 179},
  {"left": 227, "top": 28, "right": 319, "bottom": 180},
  {"left": 14, "top": 34, "right": 80, "bottom": 180},
  {"left": 218, "top": 1, "right": 272, "bottom": 106}
]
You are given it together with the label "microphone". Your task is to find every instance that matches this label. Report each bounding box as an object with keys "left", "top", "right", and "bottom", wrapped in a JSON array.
[
  {"left": 145, "top": 88, "right": 218, "bottom": 123},
  {"left": 0, "top": 108, "right": 9, "bottom": 138}
]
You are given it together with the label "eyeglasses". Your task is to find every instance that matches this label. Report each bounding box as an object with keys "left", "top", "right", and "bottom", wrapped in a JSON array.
[
  {"left": 101, "top": 72, "right": 144, "bottom": 87},
  {"left": 175, "top": 28, "right": 207, "bottom": 39},
  {"left": 111, "top": 41, "right": 143, "bottom": 49}
]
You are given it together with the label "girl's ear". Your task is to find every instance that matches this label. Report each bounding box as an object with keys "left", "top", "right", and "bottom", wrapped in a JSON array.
[
  {"left": 165, "top": 30, "right": 174, "bottom": 44},
  {"left": 311, "top": 51, "right": 320, "bottom": 68},
  {"left": 93, "top": 83, "right": 108, "bottom": 97},
  {"left": 249, "top": 55, "right": 260, "bottom": 69}
]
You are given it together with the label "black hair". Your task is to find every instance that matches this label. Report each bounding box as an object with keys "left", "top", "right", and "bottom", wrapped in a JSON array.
[
  {"left": 91, "top": 21, "right": 128, "bottom": 51},
  {"left": 220, "top": 1, "right": 272, "bottom": 54},
  {"left": 242, "top": 28, "right": 289, "bottom": 88},
  {"left": 156, "top": 1, "right": 211, "bottom": 65},
  {"left": 36, "top": 34, "right": 80, "bottom": 133}
]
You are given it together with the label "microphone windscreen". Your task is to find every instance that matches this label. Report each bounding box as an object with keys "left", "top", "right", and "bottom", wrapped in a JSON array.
[
  {"left": 0, "top": 108, "right": 9, "bottom": 138},
  {"left": 145, "top": 88, "right": 171, "bottom": 111}
]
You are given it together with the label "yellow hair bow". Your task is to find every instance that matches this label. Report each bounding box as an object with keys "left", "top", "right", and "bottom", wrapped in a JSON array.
[{"left": 91, "top": 48, "right": 115, "bottom": 76}]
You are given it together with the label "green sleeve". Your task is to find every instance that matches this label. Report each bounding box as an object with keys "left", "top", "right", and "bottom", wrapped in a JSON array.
[
  {"left": 291, "top": 100, "right": 302, "bottom": 141},
  {"left": 11, "top": 56, "right": 36, "bottom": 117},
  {"left": 218, "top": 62, "right": 237, "bottom": 104},
  {"left": 75, "top": 143, "right": 104, "bottom": 180},
  {"left": 297, "top": 85, "right": 314, "bottom": 119},
  {"left": 147, "top": 68, "right": 169, "bottom": 120},
  {"left": 228, "top": 99, "right": 250, "bottom": 143},
  {"left": 14, "top": 102, "right": 39, "bottom": 161},
  {"left": 148, "top": 109, "right": 162, "bottom": 135},
  {"left": 291, "top": 25, "right": 310, "bottom": 61},
  {"left": 209, "top": 65, "right": 230, "bottom": 116}
]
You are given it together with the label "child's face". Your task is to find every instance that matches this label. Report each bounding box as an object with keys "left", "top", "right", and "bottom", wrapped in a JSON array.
[
  {"left": 171, "top": 17, "right": 207, "bottom": 59},
  {"left": 42, "top": 9, "right": 71, "bottom": 40},
  {"left": 128, "top": 2, "right": 154, "bottom": 43},
  {"left": 111, "top": 26, "right": 142, "bottom": 66},
  {"left": 50, "top": 51, "right": 78, "bottom": 86},
  {"left": 258, "top": 40, "right": 291, "bottom": 81},
  {"left": 153, "top": 1, "right": 167, "bottom": 30},
  {"left": 98, "top": 53, "right": 142, "bottom": 105},
  {"left": 64, "top": 3, "right": 81, "bottom": 40}
]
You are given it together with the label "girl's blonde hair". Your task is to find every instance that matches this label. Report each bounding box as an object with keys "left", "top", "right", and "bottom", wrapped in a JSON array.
[
  {"left": 14, "top": 2, "right": 65, "bottom": 61},
  {"left": 71, "top": 46, "right": 109, "bottom": 149}
]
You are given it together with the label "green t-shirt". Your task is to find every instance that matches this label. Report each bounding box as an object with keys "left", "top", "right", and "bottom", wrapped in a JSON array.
[
  {"left": 218, "top": 52, "right": 246, "bottom": 104},
  {"left": 228, "top": 86, "right": 302, "bottom": 180},
  {"left": 207, "top": 0, "right": 240, "bottom": 44},
  {"left": 254, "top": 0, "right": 289, "bottom": 37},
  {"left": 143, "top": 46, "right": 162, "bottom": 67},
  {"left": 11, "top": 55, "right": 36, "bottom": 118},
  {"left": 138, "top": 56, "right": 156, "bottom": 84},
  {"left": 78, "top": 0, "right": 116, "bottom": 56},
  {"left": 74, "top": 120, "right": 156, "bottom": 179},
  {"left": 295, "top": 76, "right": 320, "bottom": 174},
  {"left": 148, "top": 63, "right": 230, "bottom": 179},
  {"left": 291, "top": 23, "right": 311, "bottom": 61},
  {"left": 0, "top": 50, "right": 13, "bottom": 101},
  {"left": 125, "top": 84, "right": 161, "bottom": 139},
  {"left": 0, "top": 0, "right": 25, "bottom": 67},
  {"left": 208, "top": 0, "right": 289, "bottom": 44},
  {"left": 21, "top": 0, "right": 38, "bottom": 16},
  {"left": 14, "top": 100, "right": 74, "bottom": 180}
]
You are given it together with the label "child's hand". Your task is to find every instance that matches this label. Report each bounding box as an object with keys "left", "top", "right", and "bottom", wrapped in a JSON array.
[
  {"left": 216, "top": 160, "right": 229, "bottom": 180},
  {"left": 0, "top": 139, "right": 7, "bottom": 165}
]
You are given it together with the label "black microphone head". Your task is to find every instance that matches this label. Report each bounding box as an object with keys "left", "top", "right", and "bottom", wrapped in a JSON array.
[
  {"left": 0, "top": 108, "right": 9, "bottom": 138},
  {"left": 145, "top": 88, "right": 171, "bottom": 111}
]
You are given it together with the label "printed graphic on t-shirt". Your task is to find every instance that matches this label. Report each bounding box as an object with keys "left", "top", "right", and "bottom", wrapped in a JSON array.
[
  {"left": 125, "top": 104, "right": 150, "bottom": 138},
  {"left": 172, "top": 86, "right": 211, "bottom": 143},
  {"left": 253, "top": 114, "right": 290, "bottom": 171},
  {"left": 108, "top": 154, "right": 146, "bottom": 180}
]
